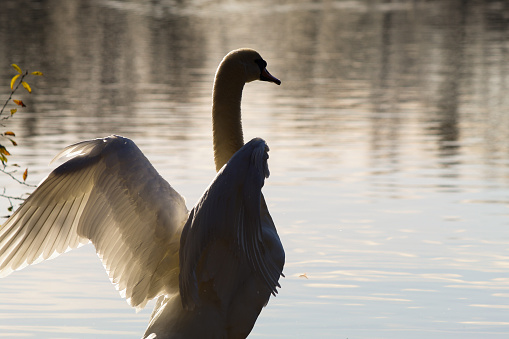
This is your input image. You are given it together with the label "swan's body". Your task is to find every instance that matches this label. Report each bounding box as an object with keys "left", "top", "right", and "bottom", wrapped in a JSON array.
[{"left": 0, "top": 48, "right": 284, "bottom": 338}]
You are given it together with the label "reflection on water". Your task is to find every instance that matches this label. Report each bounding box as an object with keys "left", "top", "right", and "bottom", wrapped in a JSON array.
[{"left": 1, "top": 0, "right": 509, "bottom": 338}]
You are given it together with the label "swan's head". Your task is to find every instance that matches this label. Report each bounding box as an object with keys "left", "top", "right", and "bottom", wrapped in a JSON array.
[{"left": 220, "top": 48, "right": 281, "bottom": 85}]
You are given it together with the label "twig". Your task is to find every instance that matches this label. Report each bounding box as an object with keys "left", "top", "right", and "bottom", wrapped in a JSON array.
[
  {"left": 0, "top": 167, "right": 36, "bottom": 187},
  {"left": 0, "top": 187, "right": 30, "bottom": 217},
  {"left": 0, "top": 70, "right": 27, "bottom": 118},
  {"left": 0, "top": 191, "right": 28, "bottom": 201}
]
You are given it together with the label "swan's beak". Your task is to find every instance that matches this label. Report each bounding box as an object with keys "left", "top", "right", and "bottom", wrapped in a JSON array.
[{"left": 260, "top": 68, "right": 281, "bottom": 85}]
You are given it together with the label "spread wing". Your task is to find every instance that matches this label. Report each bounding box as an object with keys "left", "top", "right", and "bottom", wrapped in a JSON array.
[
  {"left": 0, "top": 135, "right": 189, "bottom": 309},
  {"left": 179, "top": 138, "right": 282, "bottom": 310}
]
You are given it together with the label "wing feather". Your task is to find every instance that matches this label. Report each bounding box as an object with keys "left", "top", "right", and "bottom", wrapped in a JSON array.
[
  {"left": 0, "top": 135, "right": 188, "bottom": 309},
  {"left": 179, "top": 138, "right": 283, "bottom": 310}
]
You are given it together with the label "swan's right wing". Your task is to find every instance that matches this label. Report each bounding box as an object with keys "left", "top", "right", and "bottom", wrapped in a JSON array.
[
  {"left": 0, "top": 135, "right": 188, "bottom": 309},
  {"left": 179, "top": 138, "right": 282, "bottom": 310}
]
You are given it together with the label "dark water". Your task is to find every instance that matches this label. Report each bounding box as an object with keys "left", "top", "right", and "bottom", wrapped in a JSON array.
[{"left": 1, "top": 0, "right": 509, "bottom": 338}]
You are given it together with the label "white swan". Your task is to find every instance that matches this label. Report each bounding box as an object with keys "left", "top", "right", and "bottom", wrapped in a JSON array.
[{"left": 0, "top": 48, "right": 285, "bottom": 339}]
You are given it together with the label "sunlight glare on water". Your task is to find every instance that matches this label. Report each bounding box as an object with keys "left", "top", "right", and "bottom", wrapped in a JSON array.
[{"left": 1, "top": 0, "right": 509, "bottom": 338}]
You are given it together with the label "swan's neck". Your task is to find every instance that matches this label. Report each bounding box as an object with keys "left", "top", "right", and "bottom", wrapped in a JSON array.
[{"left": 212, "top": 71, "right": 245, "bottom": 172}]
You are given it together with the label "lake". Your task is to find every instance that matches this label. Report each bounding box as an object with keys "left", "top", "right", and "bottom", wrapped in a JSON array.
[{"left": 0, "top": 0, "right": 509, "bottom": 338}]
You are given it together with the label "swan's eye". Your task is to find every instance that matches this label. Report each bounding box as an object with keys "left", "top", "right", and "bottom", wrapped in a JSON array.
[{"left": 254, "top": 59, "right": 267, "bottom": 72}]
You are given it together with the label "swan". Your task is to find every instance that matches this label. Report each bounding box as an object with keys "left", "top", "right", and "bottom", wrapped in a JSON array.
[{"left": 0, "top": 48, "right": 285, "bottom": 338}]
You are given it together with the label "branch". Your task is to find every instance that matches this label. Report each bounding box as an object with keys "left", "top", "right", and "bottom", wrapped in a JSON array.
[
  {"left": 0, "top": 191, "right": 27, "bottom": 201},
  {"left": 0, "top": 70, "right": 28, "bottom": 118},
  {"left": 0, "top": 167, "right": 37, "bottom": 187},
  {"left": 0, "top": 187, "right": 30, "bottom": 218}
]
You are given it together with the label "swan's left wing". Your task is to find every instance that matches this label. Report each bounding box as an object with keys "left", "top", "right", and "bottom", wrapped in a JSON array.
[
  {"left": 0, "top": 135, "right": 188, "bottom": 309},
  {"left": 179, "top": 138, "right": 282, "bottom": 310}
]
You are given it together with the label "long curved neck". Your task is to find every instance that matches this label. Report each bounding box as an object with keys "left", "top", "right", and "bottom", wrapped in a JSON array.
[{"left": 212, "top": 67, "right": 246, "bottom": 172}]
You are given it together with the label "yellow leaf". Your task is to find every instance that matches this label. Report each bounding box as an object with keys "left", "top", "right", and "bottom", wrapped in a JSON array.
[
  {"left": 10, "top": 108, "right": 17, "bottom": 115},
  {"left": 0, "top": 153, "right": 6, "bottom": 165},
  {"left": 13, "top": 100, "right": 26, "bottom": 107},
  {"left": 8, "top": 139, "right": 17, "bottom": 146},
  {"left": 23, "top": 168, "right": 28, "bottom": 181},
  {"left": 22, "top": 81, "right": 32, "bottom": 93},
  {"left": 0, "top": 146, "right": 11, "bottom": 156},
  {"left": 11, "top": 64, "right": 22, "bottom": 74},
  {"left": 10, "top": 74, "right": 20, "bottom": 90},
  {"left": 31, "top": 71, "right": 43, "bottom": 76},
  {"left": 4, "top": 131, "right": 15, "bottom": 136}
]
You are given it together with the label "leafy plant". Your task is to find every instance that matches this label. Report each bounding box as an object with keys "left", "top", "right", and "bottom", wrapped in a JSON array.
[{"left": 0, "top": 64, "right": 42, "bottom": 213}]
